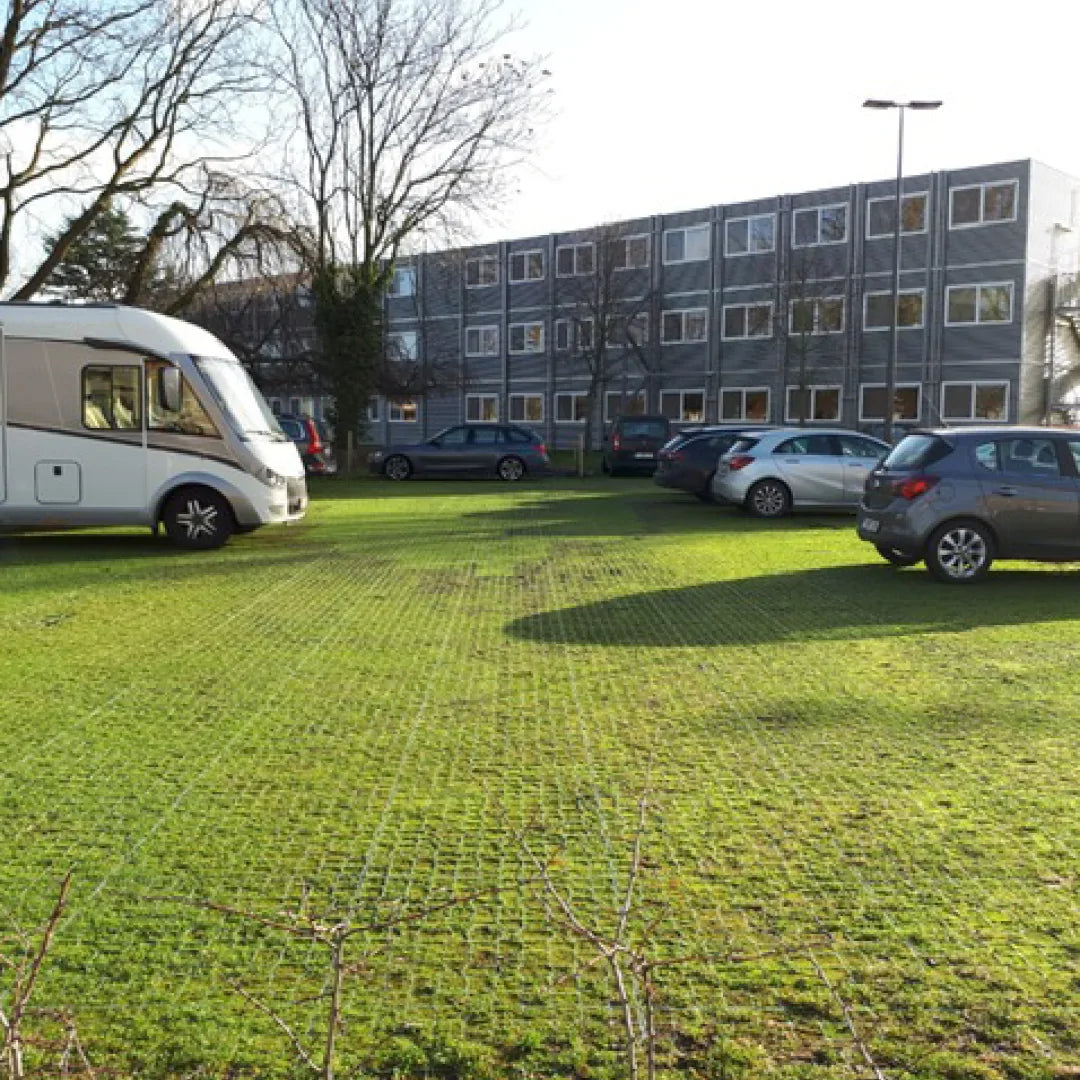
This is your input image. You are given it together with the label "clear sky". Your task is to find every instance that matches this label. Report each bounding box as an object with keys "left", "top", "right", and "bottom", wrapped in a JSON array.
[{"left": 477, "top": 0, "right": 1078, "bottom": 243}]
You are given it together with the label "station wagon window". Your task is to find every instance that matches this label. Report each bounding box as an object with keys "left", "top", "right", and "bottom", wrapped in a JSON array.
[
  {"left": 997, "top": 437, "right": 1061, "bottom": 474},
  {"left": 941, "top": 381, "right": 1008, "bottom": 421},
  {"left": 471, "top": 426, "right": 504, "bottom": 445},
  {"left": 146, "top": 361, "right": 218, "bottom": 437},
  {"left": 720, "top": 387, "right": 770, "bottom": 421},
  {"left": 82, "top": 365, "right": 141, "bottom": 430}
]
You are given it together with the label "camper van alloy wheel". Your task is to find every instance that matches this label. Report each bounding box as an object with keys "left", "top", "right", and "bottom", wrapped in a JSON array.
[{"left": 162, "top": 488, "right": 233, "bottom": 550}]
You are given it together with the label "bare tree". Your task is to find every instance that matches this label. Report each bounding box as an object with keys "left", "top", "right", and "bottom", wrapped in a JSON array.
[
  {"left": 0, "top": 0, "right": 274, "bottom": 301},
  {"left": 267, "top": 0, "right": 550, "bottom": 446},
  {"left": 556, "top": 224, "right": 657, "bottom": 451}
]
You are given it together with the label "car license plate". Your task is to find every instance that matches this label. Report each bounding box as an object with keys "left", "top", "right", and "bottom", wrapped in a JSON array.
[
  {"left": 634, "top": 452, "right": 654, "bottom": 459},
  {"left": 861, "top": 517, "right": 880, "bottom": 535}
]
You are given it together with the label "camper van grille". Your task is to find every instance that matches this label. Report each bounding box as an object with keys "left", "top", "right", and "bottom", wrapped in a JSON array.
[{"left": 287, "top": 477, "right": 308, "bottom": 515}]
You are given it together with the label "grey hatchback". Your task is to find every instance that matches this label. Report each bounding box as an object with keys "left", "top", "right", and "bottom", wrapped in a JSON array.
[
  {"left": 858, "top": 426, "right": 1080, "bottom": 583},
  {"left": 368, "top": 423, "right": 550, "bottom": 481}
]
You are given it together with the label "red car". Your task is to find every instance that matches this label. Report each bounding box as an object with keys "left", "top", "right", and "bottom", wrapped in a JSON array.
[{"left": 277, "top": 414, "right": 337, "bottom": 475}]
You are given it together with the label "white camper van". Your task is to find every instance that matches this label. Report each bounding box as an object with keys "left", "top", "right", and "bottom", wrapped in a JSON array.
[{"left": 0, "top": 302, "right": 307, "bottom": 549}]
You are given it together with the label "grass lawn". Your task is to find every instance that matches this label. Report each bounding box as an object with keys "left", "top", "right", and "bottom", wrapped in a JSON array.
[{"left": 2, "top": 476, "right": 1080, "bottom": 1079}]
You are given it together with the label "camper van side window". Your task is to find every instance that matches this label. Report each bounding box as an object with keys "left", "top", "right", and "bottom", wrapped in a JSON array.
[
  {"left": 146, "top": 360, "right": 219, "bottom": 437},
  {"left": 82, "top": 366, "right": 141, "bottom": 431}
]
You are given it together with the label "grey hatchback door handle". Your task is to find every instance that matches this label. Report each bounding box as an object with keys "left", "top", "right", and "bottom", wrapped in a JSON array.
[{"left": 994, "top": 486, "right": 1019, "bottom": 496}]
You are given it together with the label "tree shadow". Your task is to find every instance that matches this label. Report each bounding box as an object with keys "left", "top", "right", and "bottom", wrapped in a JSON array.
[{"left": 506, "top": 563, "right": 1080, "bottom": 647}]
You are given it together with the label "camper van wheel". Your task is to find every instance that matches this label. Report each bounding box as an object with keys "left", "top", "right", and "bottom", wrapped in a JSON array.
[{"left": 162, "top": 488, "right": 234, "bottom": 550}]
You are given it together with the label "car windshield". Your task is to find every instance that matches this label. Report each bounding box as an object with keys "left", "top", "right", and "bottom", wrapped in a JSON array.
[
  {"left": 195, "top": 356, "right": 287, "bottom": 440},
  {"left": 882, "top": 434, "right": 953, "bottom": 470}
]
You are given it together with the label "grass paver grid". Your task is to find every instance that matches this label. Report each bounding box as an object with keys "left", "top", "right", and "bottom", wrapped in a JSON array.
[{"left": 2, "top": 480, "right": 1080, "bottom": 1077}]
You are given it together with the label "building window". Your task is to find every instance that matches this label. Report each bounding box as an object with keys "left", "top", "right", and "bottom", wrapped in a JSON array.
[
  {"left": 863, "top": 290, "right": 925, "bottom": 330},
  {"left": 725, "top": 214, "right": 775, "bottom": 256},
  {"left": 465, "top": 325, "right": 499, "bottom": 356},
  {"left": 386, "top": 331, "right": 418, "bottom": 360},
  {"left": 612, "top": 234, "right": 650, "bottom": 270},
  {"left": 659, "top": 389, "right": 705, "bottom": 422},
  {"left": 389, "top": 399, "right": 418, "bottom": 422},
  {"left": 793, "top": 204, "right": 848, "bottom": 247},
  {"left": 509, "top": 249, "right": 545, "bottom": 282},
  {"left": 387, "top": 266, "right": 416, "bottom": 297},
  {"left": 941, "top": 381, "right": 1008, "bottom": 421},
  {"left": 509, "top": 393, "right": 544, "bottom": 423},
  {"left": 785, "top": 385, "right": 841, "bottom": 422},
  {"left": 465, "top": 255, "right": 498, "bottom": 288},
  {"left": 509, "top": 322, "right": 545, "bottom": 353},
  {"left": 720, "top": 387, "right": 770, "bottom": 422},
  {"left": 367, "top": 398, "right": 380, "bottom": 422},
  {"left": 945, "top": 282, "right": 1013, "bottom": 325},
  {"left": 83, "top": 364, "right": 141, "bottom": 430},
  {"left": 604, "top": 390, "right": 647, "bottom": 421},
  {"left": 661, "top": 308, "right": 708, "bottom": 344},
  {"left": 950, "top": 180, "right": 1018, "bottom": 228},
  {"left": 555, "top": 392, "right": 589, "bottom": 422},
  {"left": 556, "top": 243, "right": 595, "bottom": 277},
  {"left": 790, "top": 297, "right": 845, "bottom": 334},
  {"left": 866, "top": 194, "right": 928, "bottom": 237},
  {"left": 605, "top": 312, "right": 649, "bottom": 348},
  {"left": 859, "top": 384, "right": 921, "bottom": 422},
  {"left": 466, "top": 394, "right": 499, "bottom": 422},
  {"left": 722, "top": 302, "right": 773, "bottom": 339},
  {"left": 662, "top": 224, "right": 710, "bottom": 264},
  {"left": 555, "top": 317, "right": 594, "bottom": 352}
]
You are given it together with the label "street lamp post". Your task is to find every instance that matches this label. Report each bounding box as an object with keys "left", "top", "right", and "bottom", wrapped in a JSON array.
[{"left": 863, "top": 99, "right": 941, "bottom": 442}]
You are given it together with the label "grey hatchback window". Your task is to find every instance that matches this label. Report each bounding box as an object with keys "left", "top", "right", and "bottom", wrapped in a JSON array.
[
  {"left": 471, "top": 427, "right": 503, "bottom": 445},
  {"left": 838, "top": 435, "right": 884, "bottom": 458},
  {"left": 435, "top": 427, "right": 469, "bottom": 447},
  {"left": 776, "top": 435, "right": 834, "bottom": 455},
  {"left": 1001, "top": 438, "right": 1061, "bottom": 475}
]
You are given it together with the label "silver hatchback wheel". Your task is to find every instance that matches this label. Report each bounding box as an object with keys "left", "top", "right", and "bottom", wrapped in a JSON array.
[
  {"left": 746, "top": 479, "right": 791, "bottom": 519},
  {"left": 926, "top": 520, "right": 994, "bottom": 584}
]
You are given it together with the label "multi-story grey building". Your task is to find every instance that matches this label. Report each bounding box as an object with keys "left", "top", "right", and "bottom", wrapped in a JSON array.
[{"left": 267, "top": 159, "right": 1080, "bottom": 447}]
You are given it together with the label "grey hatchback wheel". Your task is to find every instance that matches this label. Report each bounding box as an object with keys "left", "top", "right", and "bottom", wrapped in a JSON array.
[
  {"left": 497, "top": 455, "right": 526, "bottom": 481},
  {"left": 926, "top": 520, "right": 994, "bottom": 584},
  {"left": 746, "top": 479, "right": 791, "bottom": 519},
  {"left": 383, "top": 455, "right": 412, "bottom": 481}
]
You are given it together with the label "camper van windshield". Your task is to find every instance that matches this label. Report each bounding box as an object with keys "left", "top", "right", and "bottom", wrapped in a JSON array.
[{"left": 194, "top": 356, "right": 286, "bottom": 440}]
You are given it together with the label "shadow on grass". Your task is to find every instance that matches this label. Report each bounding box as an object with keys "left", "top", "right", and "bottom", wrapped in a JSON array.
[{"left": 506, "top": 563, "right": 1080, "bottom": 646}]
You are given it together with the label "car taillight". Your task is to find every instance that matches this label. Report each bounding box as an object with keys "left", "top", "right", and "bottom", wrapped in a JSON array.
[
  {"left": 538, "top": 443, "right": 548, "bottom": 457},
  {"left": 894, "top": 475, "right": 938, "bottom": 500},
  {"left": 305, "top": 420, "right": 324, "bottom": 454},
  {"left": 727, "top": 454, "right": 755, "bottom": 471},
  {"left": 612, "top": 434, "right": 622, "bottom": 451}
]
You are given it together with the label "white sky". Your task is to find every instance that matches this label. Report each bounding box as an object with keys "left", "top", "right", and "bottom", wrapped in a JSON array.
[{"left": 478, "top": 0, "right": 1079, "bottom": 243}]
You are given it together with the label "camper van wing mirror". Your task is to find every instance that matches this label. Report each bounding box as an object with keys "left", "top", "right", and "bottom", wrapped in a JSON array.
[{"left": 159, "top": 366, "right": 182, "bottom": 413}]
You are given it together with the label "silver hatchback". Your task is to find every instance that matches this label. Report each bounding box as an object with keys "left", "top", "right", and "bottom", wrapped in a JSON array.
[
  {"left": 858, "top": 427, "right": 1080, "bottom": 583},
  {"left": 711, "top": 428, "right": 890, "bottom": 517}
]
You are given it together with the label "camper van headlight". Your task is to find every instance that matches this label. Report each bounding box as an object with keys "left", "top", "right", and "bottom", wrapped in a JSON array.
[{"left": 261, "top": 467, "right": 288, "bottom": 488}]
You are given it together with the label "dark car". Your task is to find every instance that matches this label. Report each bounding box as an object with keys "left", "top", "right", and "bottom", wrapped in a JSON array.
[
  {"left": 654, "top": 424, "right": 775, "bottom": 501},
  {"left": 368, "top": 423, "right": 550, "bottom": 481},
  {"left": 858, "top": 426, "right": 1080, "bottom": 583},
  {"left": 277, "top": 414, "right": 337, "bottom": 476},
  {"left": 601, "top": 414, "right": 672, "bottom": 476}
]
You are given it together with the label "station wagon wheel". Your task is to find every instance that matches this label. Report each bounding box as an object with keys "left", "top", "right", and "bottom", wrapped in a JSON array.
[
  {"left": 925, "top": 520, "right": 994, "bottom": 584},
  {"left": 497, "top": 455, "right": 526, "bottom": 481},
  {"left": 746, "top": 479, "right": 791, "bottom": 519},
  {"left": 162, "top": 488, "right": 233, "bottom": 550},
  {"left": 383, "top": 455, "right": 412, "bottom": 481},
  {"left": 875, "top": 544, "right": 921, "bottom": 567}
]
